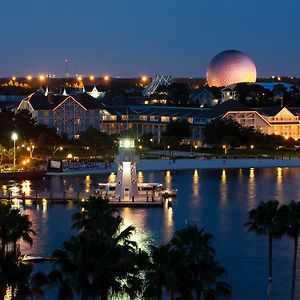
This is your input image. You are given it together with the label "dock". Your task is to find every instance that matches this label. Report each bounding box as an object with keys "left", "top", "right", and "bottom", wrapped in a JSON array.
[{"left": 0, "top": 191, "right": 171, "bottom": 208}]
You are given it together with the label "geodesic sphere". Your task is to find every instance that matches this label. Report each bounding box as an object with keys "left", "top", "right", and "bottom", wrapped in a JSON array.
[{"left": 206, "top": 50, "right": 257, "bottom": 87}]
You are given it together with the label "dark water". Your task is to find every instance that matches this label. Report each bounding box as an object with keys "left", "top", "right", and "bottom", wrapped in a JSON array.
[{"left": 2, "top": 167, "right": 300, "bottom": 299}]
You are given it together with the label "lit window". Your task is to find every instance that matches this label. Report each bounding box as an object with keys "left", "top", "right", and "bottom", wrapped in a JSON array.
[{"left": 161, "top": 116, "right": 170, "bottom": 122}]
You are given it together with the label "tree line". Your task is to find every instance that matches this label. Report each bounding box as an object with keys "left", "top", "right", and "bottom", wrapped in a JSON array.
[
  {"left": 204, "top": 118, "right": 299, "bottom": 149},
  {"left": 0, "top": 109, "right": 117, "bottom": 164}
]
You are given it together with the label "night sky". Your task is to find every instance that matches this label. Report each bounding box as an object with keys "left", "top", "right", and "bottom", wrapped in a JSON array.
[{"left": 0, "top": 0, "right": 299, "bottom": 77}]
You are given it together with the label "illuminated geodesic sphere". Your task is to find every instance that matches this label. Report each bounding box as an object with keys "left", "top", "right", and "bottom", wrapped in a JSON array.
[{"left": 206, "top": 50, "right": 257, "bottom": 87}]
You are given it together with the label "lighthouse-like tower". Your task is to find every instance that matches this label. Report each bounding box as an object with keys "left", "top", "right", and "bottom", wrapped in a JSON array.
[{"left": 115, "top": 138, "right": 139, "bottom": 201}]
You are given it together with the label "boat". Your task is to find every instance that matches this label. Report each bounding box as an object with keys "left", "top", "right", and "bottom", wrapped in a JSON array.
[
  {"left": 95, "top": 182, "right": 163, "bottom": 194},
  {"left": 21, "top": 255, "right": 46, "bottom": 263},
  {"left": 160, "top": 188, "right": 178, "bottom": 197}
]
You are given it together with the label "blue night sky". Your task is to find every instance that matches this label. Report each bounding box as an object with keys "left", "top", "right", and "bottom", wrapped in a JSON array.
[{"left": 0, "top": 0, "right": 299, "bottom": 78}]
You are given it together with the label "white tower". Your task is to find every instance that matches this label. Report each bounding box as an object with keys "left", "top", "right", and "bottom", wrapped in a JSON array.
[{"left": 115, "top": 138, "right": 139, "bottom": 201}]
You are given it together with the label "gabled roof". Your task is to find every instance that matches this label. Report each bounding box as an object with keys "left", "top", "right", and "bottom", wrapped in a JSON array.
[
  {"left": 104, "top": 105, "right": 210, "bottom": 119},
  {"left": 207, "top": 100, "right": 251, "bottom": 118},
  {"left": 255, "top": 106, "right": 297, "bottom": 117},
  {"left": 190, "top": 87, "right": 221, "bottom": 99},
  {"left": 17, "top": 91, "right": 105, "bottom": 111}
]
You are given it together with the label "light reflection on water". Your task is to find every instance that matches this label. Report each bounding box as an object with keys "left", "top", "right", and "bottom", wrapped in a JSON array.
[
  {"left": 2, "top": 167, "right": 300, "bottom": 299},
  {"left": 247, "top": 167, "right": 256, "bottom": 210}
]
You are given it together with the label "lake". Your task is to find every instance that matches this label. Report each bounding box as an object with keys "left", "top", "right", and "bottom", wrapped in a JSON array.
[{"left": 3, "top": 166, "right": 300, "bottom": 299}]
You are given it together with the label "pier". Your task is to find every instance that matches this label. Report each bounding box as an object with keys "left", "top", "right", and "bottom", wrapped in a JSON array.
[{"left": 0, "top": 191, "right": 171, "bottom": 208}]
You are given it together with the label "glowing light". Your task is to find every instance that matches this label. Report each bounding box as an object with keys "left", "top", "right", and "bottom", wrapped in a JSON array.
[
  {"left": 104, "top": 75, "right": 110, "bottom": 81},
  {"left": 89, "top": 75, "right": 94, "bottom": 81},
  {"left": 141, "top": 76, "right": 148, "bottom": 82},
  {"left": 137, "top": 171, "right": 143, "bottom": 183},
  {"left": 26, "top": 75, "right": 32, "bottom": 81},
  {"left": 250, "top": 145, "right": 254, "bottom": 149},
  {"left": 39, "top": 75, "right": 45, "bottom": 81},
  {"left": 12, "top": 76, "right": 16, "bottom": 81},
  {"left": 206, "top": 50, "right": 257, "bottom": 87},
  {"left": 108, "top": 172, "right": 116, "bottom": 183},
  {"left": 67, "top": 153, "right": 73, "bottom": 159},
  {"left": 77, "top": 76, "right": 82, "bottom": 81},
  {"left": 123, "top": 139, "right": 131, "bottom": 148},
  {"left": 11, "top": 132, "right": 18, "bottom": 141},
  {"left": 277, "top": 167, "right": 282, "bottom": 177},
  {"left": 21, "top": 180, "right": 31, "bottom": 196}
]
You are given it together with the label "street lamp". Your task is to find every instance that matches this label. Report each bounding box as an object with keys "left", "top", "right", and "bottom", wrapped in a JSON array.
[{"left": 11, "top": 132, "right": 18, "bottom": 167}]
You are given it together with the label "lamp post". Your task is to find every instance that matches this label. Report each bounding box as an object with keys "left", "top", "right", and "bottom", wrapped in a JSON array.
[{"left": 12, "top": 132, "right": 18, "bottom": 167}]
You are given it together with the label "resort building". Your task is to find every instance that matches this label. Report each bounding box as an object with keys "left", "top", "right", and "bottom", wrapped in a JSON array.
[
  {"left": 15, "top": 90, "right": 300, "bottom": 143},
  {"left": 223, "top": 105, "right": 300, "bottom": 140},
  {"left": 17, "top": 91, "right": 105, "bottom": 137}
]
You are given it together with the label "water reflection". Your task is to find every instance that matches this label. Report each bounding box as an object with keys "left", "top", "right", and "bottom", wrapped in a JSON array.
[
  {"left": 247, "top": 168, "right": 256, "bottom": 210},
  {"left": 108, "top": 172, "right": 116, "bottom": 183},
  {"left": 276, "top": 167, "right": 283, "bottom": 201},
  {"left": 120, "top": 207, "right": 152, "bottom": 252},
  {"left": 193, "top": 169, "right": 199, "bottom": 199},
  {"left": 163, "top": 205, "right": 174, "bottom": 241},
  {"left": 137, "top": 171, "right": 143, "bottom": 183},
  {"left": 165, "top": 170, "right": 172, "bottom": 190},
  {"left": 85, "top": 175, "right": 92, "bottom": 193},
  {"left": 21, "top": 180, "right": 31, "bottom": 196},
  {"left": 220, "top": 169, "right": 228, "bottom": 205}
]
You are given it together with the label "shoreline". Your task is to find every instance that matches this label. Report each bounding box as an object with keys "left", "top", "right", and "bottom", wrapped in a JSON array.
[{"left": 46, "top": 158, "right": 300, "bottom": 176}]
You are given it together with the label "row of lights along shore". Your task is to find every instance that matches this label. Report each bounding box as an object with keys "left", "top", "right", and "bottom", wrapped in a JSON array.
[{"left": 9, "top": 75, "right": 149, "bottom": 82}]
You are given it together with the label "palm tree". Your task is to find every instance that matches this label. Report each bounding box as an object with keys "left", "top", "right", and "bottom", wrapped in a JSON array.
[
  {"left": 245, "top": 200, "right": 285, "bottom": 300},
  {"left": 72, "top": 196, "right": 122, "bottom": 239},
  {"left": 284, "top": 201, "right": 300, "bottom": 300},
  {"left": 51, "top": 196, "right": 148, "bottom": 300},
  {"left": 0, "top": 204, "right": 35, "bottom": 258},
  {"left": 144, "top": 244, "right": 170, "bottom": 300},
  {"left": 0, "top": 204, "right": 12, "bottom": 255},
  {"left": 144, "top": 225, "right": 231, "bottom": 300},
  {"left": 8, "top": 209, "right": 35, "bottom": 257},
  {"left": 169, "top": 225, "right": 216, "bottom": 299}
]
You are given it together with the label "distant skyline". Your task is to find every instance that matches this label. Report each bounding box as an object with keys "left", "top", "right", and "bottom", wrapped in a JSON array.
[{"left": 0, "top": 0, "right": 299, "bottom": 78}]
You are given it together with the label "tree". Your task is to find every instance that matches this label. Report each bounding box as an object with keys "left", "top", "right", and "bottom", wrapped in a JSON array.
[
  {"left": 71, "top": 196, "right": 122, "bottom": 238},
  {"left": 0, "top": 203, "right": 39, "bottom": 300},
  {"left": 169, "top": 225, "right": 230, "bottom": 300},
  {"left": 8, "top": 209, "right": 35, "bottom": 257},
  {"left": 51, "top": 196, "right": 148, "bottom": 300},
  {"left": 204, "top": 117, "right": 290, "bottom": 149},
  {"left": 144, "top": 225, "right": 231, "bottom": 300},
  {"left": 78, "top": 126, "right": 115, "bottom": 154},
  {"left": 161, "top": 119, "right": 191, "bottom": 146},
  {"left": 0, "top": 203, "right": 35, "bottom": 258},
  {"left": 245, "top": 201, "right": 286, "bottom": 300},
  {"left": 144, "top": 244, "right": 170, "bottom": 300},
  {"left": 167, "top": 83, "right": 191, "bottom": 106},
  {"left": 284, "top": 201, "right": 300, "bottom": 300}
]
